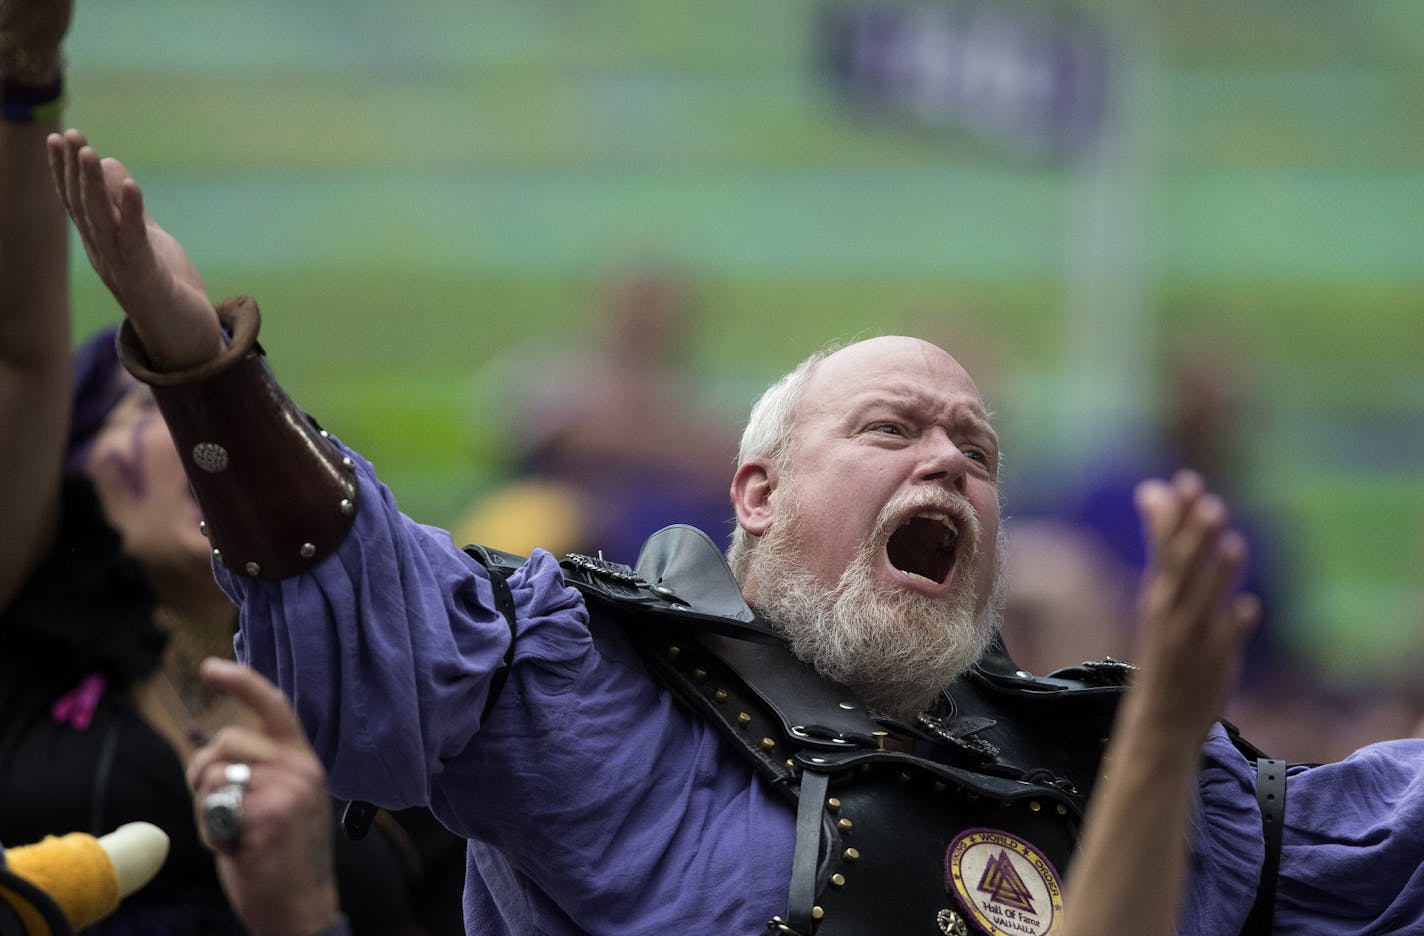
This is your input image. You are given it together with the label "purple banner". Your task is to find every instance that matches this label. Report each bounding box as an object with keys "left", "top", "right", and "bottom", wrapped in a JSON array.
[{"left": 817, "top": 1, "right": 1109, "bottom": 159}]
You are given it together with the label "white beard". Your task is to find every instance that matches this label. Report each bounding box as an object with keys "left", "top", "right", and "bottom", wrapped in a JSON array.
[{"left": 748, "top": 485, "right": 1005, "bottom": 722}]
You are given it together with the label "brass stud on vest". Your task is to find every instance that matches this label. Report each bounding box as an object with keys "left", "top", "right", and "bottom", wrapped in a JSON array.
[
  {"left": 898, "top": 770, "right": 913, "bottom": 783},
  {"left": 1029, "top": 801, "right": 1041, "bottom": 813},
  {"left": 826, "top": 797, "right": 841, "bottom": 813},
  {"left": 668, "top": 645, "right": 681, "bottom": 658},
  {"left": 843, "top": 847, "right": 860, "bottom": 862},
  {"left": 300, "top": 542, "right": 316, "bottom": 559},
  {"left": 212, "top": 548, "right": 222, "bottom": 561},
  {"left": 1056, "top": 804, "right": 1068, "bottom": 816},
  {"left": 760, "top": 737, "right": 776, "bottom": 751},
  {"left": 320, "top": 430, "right": 330, "bottom": 439},
  {"left": 340, "top": 498, "right": 354, "bottom": 517},
  {"left": 932, "top": 780, "right": 947, "bottom": 793},
  {"left": 830, "top": 873, "right": 846, "bottom": 889},
  {"left": 245, "top": 561, "right": 261, "bottom": 576},
  {"left": 199, "top": 520, "right": 209, "bottom": 538},
  {"left": 872, "top": 730, "right": 887, "bottom": 750},
  {"left": 837, "top": 818, "right": 853, "bottom": 832},
  {"left": 713, "top": 689, "right": 728, "bottom": 703},
  {"left": 812, "top": 906, "right": 824, "bottom": 921},
  {"left": 737, "top": 712, "right": 752, "bottom": 728},
  {"left": 785, "top": 759, "right": 795, "bottom": 769},
  {"left": 342, "top": 456, "right": 355, "bottom": 470},
  {"left": 692, "top": 667, "right": 707, "bottom": 681}
]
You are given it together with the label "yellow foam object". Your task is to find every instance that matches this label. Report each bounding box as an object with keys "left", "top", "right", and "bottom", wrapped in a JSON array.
[
  {"left": 4, "top": 822, "right": 168, "bottom": 932},
  {"left": 6, "top": 833, "right": 114, "bottom": 930}
]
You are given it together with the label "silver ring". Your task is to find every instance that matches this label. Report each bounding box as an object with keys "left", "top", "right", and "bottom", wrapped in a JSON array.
[{"left": 202, "top": 762, "right": 251, "bottom": 843}]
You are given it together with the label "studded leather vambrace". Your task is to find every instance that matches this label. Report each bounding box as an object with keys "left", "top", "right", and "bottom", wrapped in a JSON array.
[{"left": 116, "top": 296, "right": 358, "bottom": 580}]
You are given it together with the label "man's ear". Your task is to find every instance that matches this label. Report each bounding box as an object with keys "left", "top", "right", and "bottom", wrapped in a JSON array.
[{"left": 731, "top": 459, "right": 777, "bottom": 537}]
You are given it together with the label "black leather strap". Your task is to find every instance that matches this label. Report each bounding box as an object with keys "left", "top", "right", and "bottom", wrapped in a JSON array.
[
  {"left": 480, "top": 565, "right": 519, "bottom": 723},
  {"left": 784, "top": 768, "right": 830, "bottom": 934},
  {"left": 1242, "top": 757, "right": 1287, "bottom": 935},
  {"left": 460, "top": 545, "right": 521, "bottom": 721},
  {"left": 341, "top": 546, "right": 522, "bottom": 843}
]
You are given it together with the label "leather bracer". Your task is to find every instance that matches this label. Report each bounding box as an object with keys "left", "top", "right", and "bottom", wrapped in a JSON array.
[{"left": 116, "top": 296, "right": 358, "bottom": 580}]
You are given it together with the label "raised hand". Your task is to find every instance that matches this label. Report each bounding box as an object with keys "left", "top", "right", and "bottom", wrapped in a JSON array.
[
  {"left": 46, "top": 129, "right": 224, "bottom": 371},
  {"left": 1131, "top": 470, "right": 1260, "bottom": 742},
  {"left": 187, "top": 658, "right": 343, "bottom": 936}
]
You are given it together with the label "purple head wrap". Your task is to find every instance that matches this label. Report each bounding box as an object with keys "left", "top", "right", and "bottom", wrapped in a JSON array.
[{"left": 64, "top": 326, "right": 126, "bottom": 476}]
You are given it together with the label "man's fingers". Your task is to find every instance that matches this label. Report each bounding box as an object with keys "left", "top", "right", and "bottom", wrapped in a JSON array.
[
  {"left": 102, "top": 156, "right": 150, "bottom": 256},
  {"left": 44, "top": 132, "right": 67, "bottom": 204},
  {"left": 1151, "top": 492, "right": 1228, "bottom": 611},
  {"left": 1173, "top": 529, "right": 1249, "bottom": 634},
  {"left": 200, "top": 658, "right": 308, "bottom": 747},
  {"left": 77, "top": 145, "right": 121, "bottom": 242},
  {"left": 98, "top": 154, "right": 132, "bottom": 191},
  {"left": 1136, "top": 475, "right": 1255, "bottom": 653},
  {"left": 1134, "top": 479, "right": 1176, "bottom": 550},
  {"left": 61, "top": 130, "right": 86, "bottom": 230},
  {"left": 49, "top": 131, "right": 81, "bottom": 226},
  {"left": 1170, "top": 469, "right": 1205, "bottom": 504},
  {"left": 1172, "top": 492, "right": 1227, "bottom": 571},
  {"left": 116, "top": 178, "right": 151, "bottom": 262},
  {"left": 1135, "top": 470, "right": 1208, "bottom": 560},
  {"left": 187, "top": 724, "right": 281, "bottom": 794},
  {"left": 74, "top": 146, "right": 110, "bottom": 248}
]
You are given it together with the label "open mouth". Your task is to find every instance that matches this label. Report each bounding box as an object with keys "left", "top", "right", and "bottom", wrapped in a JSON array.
[{"left": 886, "top": 511, "right": 959, "bottom": 585}]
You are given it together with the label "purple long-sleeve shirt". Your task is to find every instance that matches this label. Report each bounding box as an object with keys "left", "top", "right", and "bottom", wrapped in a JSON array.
[{"left": 218, "top": 448, "right": 1424, "bottom": 935}]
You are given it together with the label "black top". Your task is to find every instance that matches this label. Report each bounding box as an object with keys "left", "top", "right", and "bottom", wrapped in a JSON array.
[{"left": 0, "top": 477, "right": 242, "bottom": 934}]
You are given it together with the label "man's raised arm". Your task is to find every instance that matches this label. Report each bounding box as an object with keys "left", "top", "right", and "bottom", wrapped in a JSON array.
[
  {"left": 47, "top": 130, "right": 357, "bottom": 581},
  {"left": 45, "top": 133, "right": 533, "bottom": 814},
  {"left": 1060, "top": 470, "right": 1260, "bottom": 936}
]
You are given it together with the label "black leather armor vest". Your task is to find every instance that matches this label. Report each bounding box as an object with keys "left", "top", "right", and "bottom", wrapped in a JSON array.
[{"left": 471, "top": 525, "right": 1133, "bottom": 936}]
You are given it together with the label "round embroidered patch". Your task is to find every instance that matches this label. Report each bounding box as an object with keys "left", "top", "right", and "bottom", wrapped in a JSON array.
[{"left": 945, "top": 828, "right": 1064, "bottom": 936}]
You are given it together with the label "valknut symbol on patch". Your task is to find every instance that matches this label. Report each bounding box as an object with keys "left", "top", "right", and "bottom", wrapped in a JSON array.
[{"left": 944, "top": 828, "right": 1063, "bottom": 936}]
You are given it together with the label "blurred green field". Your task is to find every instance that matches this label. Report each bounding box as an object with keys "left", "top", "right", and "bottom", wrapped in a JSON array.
[{"left": 61, "top": 0, "right": 1422, "bottom": 680}]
